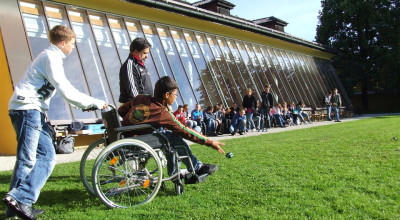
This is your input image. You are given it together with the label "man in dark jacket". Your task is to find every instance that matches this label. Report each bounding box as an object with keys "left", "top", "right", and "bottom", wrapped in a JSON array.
[
  {"left": 260, "top": 84, "right": 273, "bottom": 131},
  {"left": 119, "top": 37, "right": 153, "bottom": 104}
]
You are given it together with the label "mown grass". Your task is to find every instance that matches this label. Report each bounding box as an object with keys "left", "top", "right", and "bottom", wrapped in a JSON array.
[{"left": 1, "top": 116, "right": 400, "bottom": 219}]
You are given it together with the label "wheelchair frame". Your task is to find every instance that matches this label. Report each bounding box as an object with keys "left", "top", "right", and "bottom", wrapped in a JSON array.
[{"left": 79, "top": 105, "right": 196, "bottom": 208}]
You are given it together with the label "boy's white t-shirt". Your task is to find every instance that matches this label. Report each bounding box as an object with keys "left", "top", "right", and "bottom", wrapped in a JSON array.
[{"left": 9, "top": 44, "right": 105, "bottom": 112}]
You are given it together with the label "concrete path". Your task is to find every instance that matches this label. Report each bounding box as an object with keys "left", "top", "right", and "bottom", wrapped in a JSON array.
[{"left": 0, "top": 113, "right": 397, "bottom": 172}]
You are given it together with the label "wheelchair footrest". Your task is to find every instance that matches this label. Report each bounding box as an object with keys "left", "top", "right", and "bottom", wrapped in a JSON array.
[{"left": 184, "top": 173, "right": 208, "bottom": 184}]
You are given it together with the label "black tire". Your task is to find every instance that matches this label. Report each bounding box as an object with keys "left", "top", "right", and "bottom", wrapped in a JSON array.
[
  {"left": 80, "top": 138, "right": 106, "bottom": 196},
  {"left": 92, "top": 139, "right": 163, "bottom": 208}
]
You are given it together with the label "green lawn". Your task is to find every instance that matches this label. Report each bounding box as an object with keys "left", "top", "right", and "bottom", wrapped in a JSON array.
[{"left": 1, "top": 116, "right": 400, "bottom": 219}]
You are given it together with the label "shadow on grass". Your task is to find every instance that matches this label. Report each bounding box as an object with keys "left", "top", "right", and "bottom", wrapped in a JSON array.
[
  {"left": 369, "top": 115, "right": 399, "bottom": 120},
  {"left": 46, "top": 174, "right": 82, "bottom": 184},
  {"left": 38, "top": 189, "right": 102, "bottom": 207},
  {"left": 0, "top": 173, "right": 11, "bottom": 185}
]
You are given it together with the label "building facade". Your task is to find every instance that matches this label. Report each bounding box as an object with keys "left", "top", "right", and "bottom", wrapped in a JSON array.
[{"left": 0, "top": 0, "right": 351, "bottom": 154}]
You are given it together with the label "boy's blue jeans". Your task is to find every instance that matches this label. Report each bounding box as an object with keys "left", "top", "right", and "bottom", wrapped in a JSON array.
[
  {"left": 229, "top": 119, "right": 246, "bottom": 133},
  {"left": 205, "top": 119, "right": 216, "bottom": 135},
  {"left": 246, "top": 112, "right": 256, "bottom": 130},
  {"left": 260, "top": 108, "right": 270, "bottom": 129},
  {"left": 161, "top": 130, "right": 203, "bottom": 176},
  {"left": 333, "top": 105, "right": 340, "bottom": 120},
  {"left": 326, "top": 105, "right": 332, "bottom": 120},
  {"left": 8, "top": 109, "right": 56, "bottom": 206}
]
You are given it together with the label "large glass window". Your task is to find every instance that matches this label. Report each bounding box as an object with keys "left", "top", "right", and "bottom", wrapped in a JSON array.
[
  {"left": 301, "top": 55, "right": 325, "bottom": 101},
  {"left": 253, "top": 45, "right": 280, "bottom": 103},
  {"left": 142, "top": 22, "right": 182, "bottom": 109},
  {"left": 278, "top": 49, "right": 306, "bottom": 105},
  {"left": 88, "top": 13, "right": 121, "bottom": 104},
  {"left": 207, "top": 36, "right": 241, "bottom": 106},
  {"left": 263, "top": 47, "right": 291, "bottom": 103},
  {"left": 217, "top": 38, "right": 247, "bottom": 97},
  {"left": 243, "top": 42, "right": 272, "bottom": 98},
  {"left": 295, "top": 54, "right": 321, "bottom": 105},
  {"left": 293, "top": 53, "right": 319, "bottom": 105},
  {"left": 45, "top": 5, "right": 98, "bottom": 120},
  {"left": 171, "top": 28, "right": 211, "bottom": 108},
  {"left": 315, "top": 59, "right": 336, "bottom": 92},
  {"left": 196, "top": 34, "right": 233, "bottom": 107},
  {"left": 286, "top": 51, "right": 317, "bottom": 107},
  {"left": 68, "top": 9, "right": 114, "bottom": 109},
  {"left": 20, "top": 1, "right": 48, "bottom": 57},
  {"left": 235, "top": 42, "right": 262, "bottom": 99},
  {"left": 273, "top": 49, "right": 297, "bottom": 103},
  {"left": 307, "top": 57, "right": 331, "bottom": 97},
  {"left": 156, "top": 26, "right": 197, "bottom": 109},
  {"left": 184, "top": 31, "right": 223, "bottom": 106},
  {"left": 307, "top": 57, "right": 328, "bottom": 100},
  {"left": 108, "top": 16, "right": 130, "bottom": 62},
  {"left": 312, "top": 58, "right": 335, "bottom": 107}
]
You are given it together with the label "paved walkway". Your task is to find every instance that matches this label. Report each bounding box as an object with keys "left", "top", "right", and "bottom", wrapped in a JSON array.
[{"left": 0, "top": 113, "right": 397, "bottom": 172}]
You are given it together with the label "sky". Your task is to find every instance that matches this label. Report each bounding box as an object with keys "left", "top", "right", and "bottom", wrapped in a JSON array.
[{"left": 184, "top": 0, "right": 322, "bottom": 42}]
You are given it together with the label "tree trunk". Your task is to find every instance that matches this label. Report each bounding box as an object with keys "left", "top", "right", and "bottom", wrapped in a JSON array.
[{"left": 361, "top": 85, "right": 369, "bottom": 113}]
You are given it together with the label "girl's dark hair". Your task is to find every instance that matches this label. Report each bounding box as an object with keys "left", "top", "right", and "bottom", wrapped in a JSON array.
[
  {"left": 154, "top": 76, "right": 179, "bottom": 100},
  {"left": 130, "top": 37, "right": 152, "bottom": 52}
]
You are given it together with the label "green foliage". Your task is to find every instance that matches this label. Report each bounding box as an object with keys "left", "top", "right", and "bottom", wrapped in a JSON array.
[
  {"left": 316, "top": 0, "right": 400, "bottom": 111},
  {"left": 1, "top": 116, "right": 400, "bottom": 219}
]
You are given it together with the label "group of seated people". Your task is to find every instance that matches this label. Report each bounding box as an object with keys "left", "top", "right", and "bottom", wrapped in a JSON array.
[
  {"left": 172, "top": 100, "right": 313, "bottom": 137},
  {"left": 271, "top": 100, "right": 313, "bottom": 128}
]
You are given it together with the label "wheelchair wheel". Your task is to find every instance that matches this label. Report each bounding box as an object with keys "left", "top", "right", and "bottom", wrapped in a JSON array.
[
  {"left": 92, "top": 139, "right": 163, "bottom": 208},
  {"left": 80, "top": 138, "right": 107, "bottom": 196}
]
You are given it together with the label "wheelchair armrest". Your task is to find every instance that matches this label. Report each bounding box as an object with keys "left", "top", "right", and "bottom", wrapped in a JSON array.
[
  {"left": 114, "top": 124, "right": 154, "bottom": 132},
  {"left": 114, "top": 124, "right": 172, "bottom": 153}
]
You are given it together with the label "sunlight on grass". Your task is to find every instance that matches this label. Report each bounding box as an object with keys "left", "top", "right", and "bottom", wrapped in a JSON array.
[{"left": 1, "top": 116, "right": 399, "bottom": 219}]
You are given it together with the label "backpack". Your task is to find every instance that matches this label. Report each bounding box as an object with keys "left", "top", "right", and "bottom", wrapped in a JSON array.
[{"left": 57, "top": 136, "right": 75, "bottom": 154}]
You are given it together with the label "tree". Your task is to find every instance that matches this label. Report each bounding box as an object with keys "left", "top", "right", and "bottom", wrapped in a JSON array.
[{"left": 316, "top": 0, "right": 400, "bottom": 113}]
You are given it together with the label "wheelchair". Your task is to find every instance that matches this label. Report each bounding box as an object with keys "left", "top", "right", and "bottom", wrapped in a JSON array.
[{"left": 79, "top": 105, "right": 202, "bottom": 208}]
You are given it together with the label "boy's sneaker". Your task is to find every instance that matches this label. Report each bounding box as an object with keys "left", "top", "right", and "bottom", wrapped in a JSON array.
[
  {"left": 230, "top": 132, "right": 236, "bottom": 136},
  {"left": 196, "top": 164, "right": 218, "bottom": 176},
  {"left": 239, "top": 131, "right": 244, "bottom": 135},
  {"left": 3, "top": 194, "right": 43, "bottom": 220}
]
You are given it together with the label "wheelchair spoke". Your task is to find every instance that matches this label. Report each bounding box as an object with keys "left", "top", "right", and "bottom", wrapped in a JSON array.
[{"left": 93, "top": 141, "right": 163, "bottom": 208}]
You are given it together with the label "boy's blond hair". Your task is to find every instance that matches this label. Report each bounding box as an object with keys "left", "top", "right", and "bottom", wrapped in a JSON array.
[{"left": 49, "top": 25, "right": 76, "bottom": 45}]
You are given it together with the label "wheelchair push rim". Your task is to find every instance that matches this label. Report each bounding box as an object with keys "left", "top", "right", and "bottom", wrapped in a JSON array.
[{"left": 92, "top": 139, "right": 163, "bottom": 208}]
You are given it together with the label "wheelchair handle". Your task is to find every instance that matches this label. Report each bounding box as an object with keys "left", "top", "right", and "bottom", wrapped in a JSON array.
[
  {"left": 105, "top": 104, "right": 117, "bottom": 111},
  {"left": 82, "top": 104, "right": 117, "bottom": 112},
  {"left": 82, "top": 106, "right": 98, "bottom": 112}
]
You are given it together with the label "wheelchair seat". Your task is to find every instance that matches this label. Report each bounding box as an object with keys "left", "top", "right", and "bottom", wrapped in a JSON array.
[{"left": 101, "top": 106, "right": 170, "bottom": 151}]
